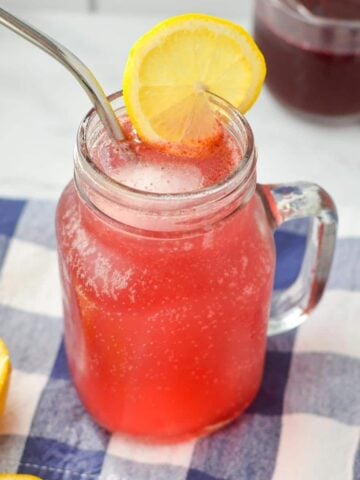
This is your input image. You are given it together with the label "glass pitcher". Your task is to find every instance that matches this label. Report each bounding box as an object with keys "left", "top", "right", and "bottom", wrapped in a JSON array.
[{"left": 254, "top": 0, "right": 360, "bottom": 117}]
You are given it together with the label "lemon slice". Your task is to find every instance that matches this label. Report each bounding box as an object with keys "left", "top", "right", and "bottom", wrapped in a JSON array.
[
  {"left": 0, "top": 338, "right": 11, "bottom": 417},
  {"left": 123, "top": 13, "right": 266, "bottom": 145},
  {"left": 0, "top": 476, "right": 42, "bottom": 480},
  {"left": 0, "top": 476, "right": 43, "bottom": 480}
]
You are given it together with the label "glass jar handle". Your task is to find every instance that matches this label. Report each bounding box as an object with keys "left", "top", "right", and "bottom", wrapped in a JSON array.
[{"left": 258, "top": 182, "right": 338, "bottom": 336}]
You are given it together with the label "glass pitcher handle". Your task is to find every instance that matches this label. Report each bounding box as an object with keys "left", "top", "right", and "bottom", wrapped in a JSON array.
[{"left": 258, "top": 182, "right": 338, "bottom": 336}]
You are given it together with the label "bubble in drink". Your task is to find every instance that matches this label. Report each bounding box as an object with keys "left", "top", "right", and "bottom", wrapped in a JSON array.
[{"left": 90, "top": 115, "right": 240, "bottom": 193}]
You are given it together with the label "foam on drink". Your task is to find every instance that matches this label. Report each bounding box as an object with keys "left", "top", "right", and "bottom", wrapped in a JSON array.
[{"left": 90, "top": 115, "right": 242, "bottom": 194}]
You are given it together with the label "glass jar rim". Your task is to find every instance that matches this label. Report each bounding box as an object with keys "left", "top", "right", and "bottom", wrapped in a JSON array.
[
  {"left": 75, "top": 91, "right": 256, "bottom": 209},
  {"left": 269, "top": 0, "right": 360, "bottom": 30}
]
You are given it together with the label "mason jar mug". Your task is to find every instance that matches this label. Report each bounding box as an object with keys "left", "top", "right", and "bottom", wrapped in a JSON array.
[{"left": 56, "top": 92, "right": 337, "bottom": 441}]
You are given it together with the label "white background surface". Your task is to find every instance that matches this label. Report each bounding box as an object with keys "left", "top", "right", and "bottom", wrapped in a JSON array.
[
  {"left": 0, "top": 9, "right": 359, "bottom": 235},
  {"left": 0, "top": 0, "right": 254, "bottom": 15}
]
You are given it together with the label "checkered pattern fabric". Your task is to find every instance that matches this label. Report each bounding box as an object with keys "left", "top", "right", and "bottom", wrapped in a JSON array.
[{"left": 0, "top": 197, "right": 359, "bottom": 480}]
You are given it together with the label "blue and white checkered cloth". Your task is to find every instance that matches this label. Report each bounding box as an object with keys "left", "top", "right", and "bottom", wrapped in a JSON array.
[{"left": 0, "top": 197, "right": 359, "bottom": 480}]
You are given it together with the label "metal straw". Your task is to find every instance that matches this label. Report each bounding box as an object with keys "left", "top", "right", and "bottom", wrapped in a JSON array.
[{"left": 0, "top": 7, "right": 125, "bottom": 141}]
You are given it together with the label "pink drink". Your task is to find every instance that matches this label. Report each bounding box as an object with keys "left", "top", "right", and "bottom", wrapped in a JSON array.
[{"left": 56, "top": 104, "right": 275, "bottom": 440}]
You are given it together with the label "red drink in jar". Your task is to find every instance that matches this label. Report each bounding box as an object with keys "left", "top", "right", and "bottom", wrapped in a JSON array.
[{"left": 57, "top": 98, "right": 275, "bottom": 439}]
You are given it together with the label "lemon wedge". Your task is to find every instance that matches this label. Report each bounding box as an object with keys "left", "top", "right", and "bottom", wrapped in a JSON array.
[
  {"left": 0, "top": 476, "right": 42, "bottom": 480},
  {"left": 0, "top": 338, "right": 11, "bottom": 417},
  {"left": 123, "top": 13, "right": 266, "bottom": 145}
]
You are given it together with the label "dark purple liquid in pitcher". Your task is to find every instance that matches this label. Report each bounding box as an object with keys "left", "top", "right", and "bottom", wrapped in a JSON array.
[
  {"left": 301, "top": 0, "right": 360, "bottom": 20},
  {"left": 255, "top": 0, "right": 360, "bottom": 116}
]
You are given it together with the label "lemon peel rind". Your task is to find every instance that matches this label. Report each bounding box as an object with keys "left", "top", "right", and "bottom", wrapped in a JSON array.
[
  {"left": 0, "top": 338, "right": 11, "bottom": 417},
  {"left": 0, "top": 476, "right": 43, "bottom": 480}
]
